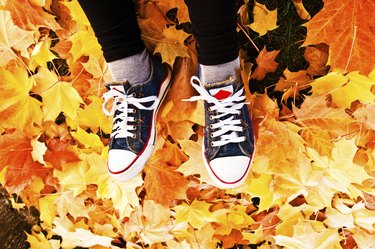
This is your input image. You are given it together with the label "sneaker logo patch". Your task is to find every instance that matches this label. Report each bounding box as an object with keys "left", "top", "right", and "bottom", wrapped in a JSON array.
[
  {"left": 111, "top": 86, "right": 125, "bottom": 94},
  {"left": 209, "top": 86, "right": 233, "bottom": 100}
]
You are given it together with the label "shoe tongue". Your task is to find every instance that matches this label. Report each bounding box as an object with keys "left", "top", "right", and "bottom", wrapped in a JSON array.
[
  {"left": 208, "top": 84, "right": 234, "bottom": 100},
  {"left": 105, "top": 81, "right": 131, "bottom": 93}
]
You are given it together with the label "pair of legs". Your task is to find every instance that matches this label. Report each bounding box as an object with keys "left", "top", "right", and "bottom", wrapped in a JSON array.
[{"left": 78, "top": 0, "right": 255, "bottom": 188}]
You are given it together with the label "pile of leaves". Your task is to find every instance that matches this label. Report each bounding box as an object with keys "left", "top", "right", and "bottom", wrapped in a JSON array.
[{"left": 0, "top": 0, "right": 374, "bottom": 248}]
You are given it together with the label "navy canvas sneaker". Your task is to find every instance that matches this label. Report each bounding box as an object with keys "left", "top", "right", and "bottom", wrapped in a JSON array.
[
  {"left": 102, "top": 56, "right": 172, "bottom": 181},
  {"left": 186, "top": 76, "right": 255, "bottom": 189}
]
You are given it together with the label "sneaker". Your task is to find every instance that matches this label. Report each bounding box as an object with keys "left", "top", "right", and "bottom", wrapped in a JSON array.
[
  {"left": 186, "top": 76, "right": 255, "bottom": 189},
  {"left": 102, "top": 56, "right": 172, "bottom": 181}
]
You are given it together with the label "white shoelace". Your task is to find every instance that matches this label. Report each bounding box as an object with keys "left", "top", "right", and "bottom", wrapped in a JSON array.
[
  {"left": 102, "top": 88, "right": 159, "bottom": 138},
  {"left": 185, "top": 76, "right": 248, "bottom": 147}
]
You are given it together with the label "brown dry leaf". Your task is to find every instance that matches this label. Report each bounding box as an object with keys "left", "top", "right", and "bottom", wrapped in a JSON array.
[
  {"left": 293, "top": 0, "right": 311, "bottom": 20},
  {"left": 303, "top": 0, "right": 375, "bottom": 74},
  {"left": 304, "top": 44, "right": 330, "bottom": 76},
  {"left": 144, "top": 149, "right": 188, "bottom": 206},
  {"left": 138, "top": 1, "right": 171, "bottom": 50},
  {"left": 251, "top": 47, "right": 280, "bottom": 80},
  {"left": 216, "top": 229, "right": 249, "bottom": 248}
]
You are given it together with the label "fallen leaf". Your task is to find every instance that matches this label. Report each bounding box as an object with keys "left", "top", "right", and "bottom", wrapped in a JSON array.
[
  {"left": 310, "top": 71, "right": 375, "bottom": 109},
  {"left": 299, "top": 128, "right": 334, "bottom": 157},
  {"left": 251, "top": 47, "right": 280, "bottom": 80},
  {"left": 31, "top": 137, "right": 47, "bottom": 165},
  {"left": 304, "top": 44, "right": 329, "bottom": 76},
  {"left": 249, "top": 2, "right": 278, "bottom": 36},
  {"left": 0, "top": 131, "right": 51, "bottom": 188},
  {"left": 3, "top": 0, "right": 60, "bottom": 30},
  {"left": 0, "top": 10, "right": 34, "bottom": 66},
  {"left": 303, "top": 0, "right": 375, "bottom": 74},
  {"left": 174, "top": 200, "right": 217, "bottom": 229},
  {"left": 274, "top": 221, "right": 341, "bottom": 249},
  {"left": 40, "top": 80, "right": 83, "bottom": 121},
  {"left": 293, "top": 0, "right": 311, "bottom": 20},
  {"left": 154, "top": 26, "right": 190, "bottom": 67},
  {"left": 144, "top": 149, "right": 188, "bottom": 206}
]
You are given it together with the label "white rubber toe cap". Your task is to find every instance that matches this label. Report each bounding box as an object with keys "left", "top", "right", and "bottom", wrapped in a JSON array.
[
  {"left": 206, "top": 156, "right": 251, "bottom": 189},
  {"left": 108, "top": 149, "right": 138, "bottom": 181}
]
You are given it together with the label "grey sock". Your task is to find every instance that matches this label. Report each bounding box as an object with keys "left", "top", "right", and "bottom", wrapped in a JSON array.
[
  {"left": 200, "top": 57, "right": 241, "bottom": 84},
  {"left": 107, "top": 49, "right": 151, "bottom": 84}
]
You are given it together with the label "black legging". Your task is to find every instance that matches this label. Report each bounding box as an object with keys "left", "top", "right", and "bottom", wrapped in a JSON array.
[{"left": 78, "top": 0, "right": 238, "bottom": 65}]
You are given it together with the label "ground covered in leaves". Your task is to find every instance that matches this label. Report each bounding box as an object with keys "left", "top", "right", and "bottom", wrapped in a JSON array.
[{"left": 0, "top": 0, "right": 375, "bottom": 248}]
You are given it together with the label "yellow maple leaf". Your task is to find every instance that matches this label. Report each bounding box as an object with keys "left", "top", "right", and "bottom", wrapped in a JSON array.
[
  {"left": 324, "top": 206, "right": 355, "bottom": 229},
  {"left": 38, "top": 194, "right": 58, "bottom": 227},
  {"left": 311, "top": 71, "right": 375, "bottom": 109},
  {"left": 154, "top": 26, "right": 190, "bottom": 67},
  {"left": 307, "top": 139, "right": 371, "bottom": 199},
  {"left": 274, "top": 220, "right": 342, "bottom": 249},
  {"left": 71, "top": 127, "right": 104, "bottom": 153},
  {"left": 352, "top": 201, "right": 375, "bottom": 232},
  {"left": 166, "top": 239, "right": 190, "bottom": 249},
  {"left": 213, "top": 204, "right": 254, "bottom": 235},
  {"left": 77, "top": 96, "right": 112, "bottom": 134},
  {"left": 0, "top": 10, "right": 34, "bottom": 66},
  {"left": 177, "top": 137, "right": 212, "bottom": 184},
  {"left": 40, "top": 80, "right": 83, "bottom": 121},
  {"left": 69, "top": 30, "right": 102, "bottom": 61},
  {"left": 54, "top": 191, "right": 91, "bottom": 220},
  {"left": 353, "top": 227, "right": 375, "bottom": 248},
  {"left": 61, "top": 0, "right": 90, "bottom": 26},
  {"left": 249, "top": 2, "right": 278, "bottom": 36},
  {"left": 26, "top": 231, "right": 52, "bottom": 249},
  {"left": 125, "top": 200, "right": 173, "bottom": 245},
  {"left": 174, "top": 199, "right": 217, "bottom": 229},
  {"left": 0, "top": 66, "right": 43, "bottom": 133},
  {"left": 30, "top": 39, "right": 57, "bottom": 69},
  {"left": 293, "top": 95, "right": 355, "bottom": 138},
  {"left": 239, "top": 174, "right": 275, "bottom": 212}
]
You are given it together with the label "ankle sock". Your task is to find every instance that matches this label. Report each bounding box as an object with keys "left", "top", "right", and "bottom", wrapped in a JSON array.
[
  {"left": 107, "top": 49, "right": 151, "bottom": 84},
  {"left": 200, "top": 57, "right": 240, "bottom": 84}
]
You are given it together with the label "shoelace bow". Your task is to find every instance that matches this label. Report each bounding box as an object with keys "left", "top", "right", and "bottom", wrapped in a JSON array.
[
  {"left": 102, "top": 88, "right": 159, "bottom": 138},
  {"left": 185, "top": 76, "right": 248, "bottom": 147}
]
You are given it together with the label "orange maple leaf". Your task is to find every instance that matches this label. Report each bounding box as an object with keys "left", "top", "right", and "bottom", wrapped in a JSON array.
[
  {"left": 44, "top": 138, "right": 79, "bottom": 171},
  {"left": 0, "top": 131, "right": 51, "bottom": 187},
  {"left": 144, "top": 149, "right": 188, "bottom": 206},
  {"left": 251, "top": 47, "right": 280, "bottom": 80},
  {"left": 303, "top": 0, "right": 375, "bottom": 74},
  {"left": 3, "top": 0, "right": 61, "bottom": 30}
]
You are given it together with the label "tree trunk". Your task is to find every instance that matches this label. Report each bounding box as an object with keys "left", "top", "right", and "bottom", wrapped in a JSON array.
[{"left": 0, "top": 185, "right": 40, "bottom": 249}]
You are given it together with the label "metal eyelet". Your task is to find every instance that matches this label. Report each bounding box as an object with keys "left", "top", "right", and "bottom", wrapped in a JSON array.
[
  {"left": 210, "top": 133, "right": 214, "bottom": 138},
  {"left": 132, "top": 134, "right": 137, "bottom": 139},
  {"left": 209, "top": 124, "right": 213, "bottom": 129},
  {"left": 209, "top": 115, "right": 213, "bottom": 120},
  {"left": 210, "top": 142, "right": 214, "bottom": 146}
]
